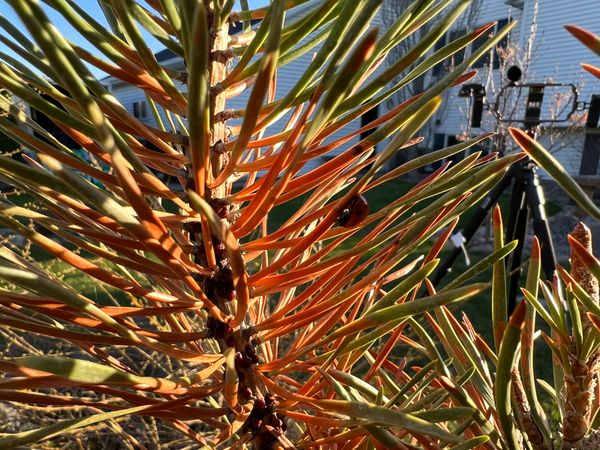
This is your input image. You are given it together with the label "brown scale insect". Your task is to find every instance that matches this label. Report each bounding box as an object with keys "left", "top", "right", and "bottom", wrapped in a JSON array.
[{"left": 337, "top": 194, "right": 369, "bottom": 228}]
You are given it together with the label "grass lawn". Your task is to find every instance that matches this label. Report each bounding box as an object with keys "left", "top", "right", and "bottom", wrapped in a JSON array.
[
  {"left": 6, "top": 175, "right": 560, "bottom": 380},
  {"left": 268, "top": 176, "right": 558, "bottom": 382},
  {"left": 270, "top": 175, "right": 561, "bottom": 254}
]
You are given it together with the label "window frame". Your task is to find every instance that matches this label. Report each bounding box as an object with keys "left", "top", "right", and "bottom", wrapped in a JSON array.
[
  {"left": 433, "top": 18, "right": 512, "bottom": 75},
  {"left": 133, "top": 101, "right": 148, "bottom": 119}
]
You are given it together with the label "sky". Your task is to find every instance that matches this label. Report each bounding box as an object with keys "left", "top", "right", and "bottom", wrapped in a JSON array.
[{"left": 0, "top": 1, "right": 270, "bottom": 78}]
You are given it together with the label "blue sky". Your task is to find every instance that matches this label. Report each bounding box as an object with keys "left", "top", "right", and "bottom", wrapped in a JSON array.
[{"left": 0, "top": 1, "right": 270, "bottom": 78}]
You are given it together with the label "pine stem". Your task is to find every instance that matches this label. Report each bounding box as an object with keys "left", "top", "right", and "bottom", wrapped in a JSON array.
[{"left": 563, "top": 223, "right": 600, "bottom": 448}]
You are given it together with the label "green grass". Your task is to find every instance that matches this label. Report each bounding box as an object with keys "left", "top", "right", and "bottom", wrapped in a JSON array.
[
  {"left": 268, "top": 175, "right": 556, "bottom": 363},
  {"left": 270, "top": 175, "right": 560, "bottom": 253},
  {"left": 438, "top": 248, "right": 554, "bottom": 380},
  {"left": 12, "top": 175, "right": 562, "bottom": 307},
  {"left": 0, "top": 172, "right": 561, "bottom": 415},
  {"left": 5, "top": 175, "right": 560, "bottom": 377}
]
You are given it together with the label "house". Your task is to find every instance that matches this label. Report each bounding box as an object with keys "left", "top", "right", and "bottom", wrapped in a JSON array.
[
  {"left": 102, "top": 1, "right": 389, "bottom": 175},
  {"left": 427, "top": 0, "right": 600, "bottom": 176}
]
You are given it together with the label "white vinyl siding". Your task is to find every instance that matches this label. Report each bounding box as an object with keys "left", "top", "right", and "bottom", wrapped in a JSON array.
[
  {"left": 132, "top": 101, "right": 147, "bottom": 119},
  {"left": 430, "top": 0, "right": 600, "bottom": 176},
  {"left": 221, "top": 6, "right": 390, "bottom": 173},
  {"left": 430, "top": 0, "right": 523, "bottom": 139},
  {"left": 104, "top": 1, "right": 391, "bottom": 174}
]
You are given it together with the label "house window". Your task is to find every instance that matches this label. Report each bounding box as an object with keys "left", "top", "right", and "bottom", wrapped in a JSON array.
[
  {"left": 433, "top": 29, "right": 467, "bottom": 75},
  {"left": 449, "top": 29, "right": 467, "bottom": 67},
  {"left": 433, "top": 133, "right": 446, "bottom": 150},
  {"left": 430, "top": 133, "right": 446, "bottom": 170},
  {"left": 433, "top": 18, "right": 512, "bottom": 75},
  {"left": 472, "top": 18, "right": 511, "bottom": 70},
  {"left": 447, "top": 135, "right": 464, "bottom": 164},
  {"left": 493, "top": 18, "right": 510, "bottom": 69},
  {"left": 30, "top": 84, "right": 79, "bottom": 149},
  {"left": 432, "top": 35, "right": 447, "bottom": 77},
  {"left": 360, "top": 105, "right": 379, "bottom": 142},
  {"left": 133, "top": 101, "right": 147, "bottom": 118},
  {"left": 471, "top": 33, "right": 491, "bottom": 69}
]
